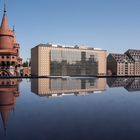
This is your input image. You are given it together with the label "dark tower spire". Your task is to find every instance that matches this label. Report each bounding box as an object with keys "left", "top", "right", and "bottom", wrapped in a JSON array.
[
  {"left": 0, "top": 0, "right": 14, "bottom": 49},
  {"left": 4, "top": 0, "right": 6, "bottom": 15},
  {"left": 13, "top": 25, "right": 15, "bottom": 32}
]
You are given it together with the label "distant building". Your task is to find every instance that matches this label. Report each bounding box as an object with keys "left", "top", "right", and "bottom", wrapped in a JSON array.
[
  {"left": 31, "top": 43, "right": 106, "bottom": 76},
  {"left": 0, "top": 5, "right": 22, "bottom": 76},
  {"left": 31, "top": 78, "right": 106, "bottom": 97},
  {"left": 107, "top": 49, "right": 140, "bottom": 76},
  {"left": 125, "top": 49, "right": 140, "bottom": 76},
  {"left": 20, "top": 67, "right": 31, "bottom": 76}
]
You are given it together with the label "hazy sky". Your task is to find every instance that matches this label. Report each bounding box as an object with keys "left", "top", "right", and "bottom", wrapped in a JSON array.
[{"left": 1, "top": 0, "right": 140, "bottom": 61}]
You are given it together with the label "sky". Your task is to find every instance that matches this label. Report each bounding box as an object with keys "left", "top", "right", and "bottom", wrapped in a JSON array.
[{"left": 1, "top": 0, "right": 140, "bottom": 61}]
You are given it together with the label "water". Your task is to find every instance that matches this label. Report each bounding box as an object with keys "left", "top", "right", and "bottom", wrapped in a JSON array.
[{"left": 0, "top": 77, "right": 140, "bottom": 140}]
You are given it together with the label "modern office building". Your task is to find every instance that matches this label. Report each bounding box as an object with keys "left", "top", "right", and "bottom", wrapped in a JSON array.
[
  {"left": 107, "top": 49, "right": 140, "bottom": 76},
  {"left": 31, "top": 78, "right": 106, "bottom": 97},
  {"left": 0, "top": 5, "right": 22, "bottom": 76},
  {"left": 31, "top": 43, "right": 106, "bottom": 76}
]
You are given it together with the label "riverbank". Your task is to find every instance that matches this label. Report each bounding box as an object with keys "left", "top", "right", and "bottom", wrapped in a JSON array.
[{"left": 0, "top": 75, "right": 140, "bottom": 79}]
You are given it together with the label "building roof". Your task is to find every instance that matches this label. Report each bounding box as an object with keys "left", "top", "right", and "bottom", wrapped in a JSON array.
[
  {"left": 0, "top": 49, "right": 17, "bottom": 54},
  {"left": 125, "top": 49, "right": 140, "bottom": 62},
  {"left": 126, "top": 49, "right": 140, "bottom": 53},
  {"left": 109, "top": 53, "right": 134, "bottom": 63},
  {"left": 34, "top": 43, "right": 106, "bottom": 51},
  {"left": 0, "top": 13, "right": 14, "bottom": 37}
]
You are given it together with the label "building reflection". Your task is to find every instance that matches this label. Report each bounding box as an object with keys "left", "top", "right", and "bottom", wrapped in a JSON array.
[
  {"left": 0, "top": 79, "right": 21, "bottom": 135},
  {"left": 107, "top": 78, "right": 140, "bottom": 92},
  {"left": 31, "top": 78, "right": 106, "bottom": 97}
]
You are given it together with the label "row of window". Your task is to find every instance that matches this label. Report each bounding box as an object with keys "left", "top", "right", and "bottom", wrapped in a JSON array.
[
  {"left": 0, "top": 81, "right": 15, "bottom": 85},
  {"left": 0, "top": 61, "right": 16, "bottom": 66},
  {"left": 1, "top": 56, "right": 15, "bottom": 59},
  {"left": 118, "top": 72, "right": 134, "bottom": 75},
  {"left": 50, "top": 50, "right": 98, "bottom": 62}
]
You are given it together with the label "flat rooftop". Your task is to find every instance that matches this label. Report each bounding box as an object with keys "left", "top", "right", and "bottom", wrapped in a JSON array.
[{"left": 33, "top": 43, "right": 106, "bottom": 51}]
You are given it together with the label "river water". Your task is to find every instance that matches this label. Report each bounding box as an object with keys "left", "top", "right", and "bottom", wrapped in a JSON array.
[{"left": 0, "top": 77, "right": 140, "bottom": 140}]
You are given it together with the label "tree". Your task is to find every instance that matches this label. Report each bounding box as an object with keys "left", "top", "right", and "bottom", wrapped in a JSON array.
[{"left": 22, "top": 61, "right": 29, "bottom": 67}]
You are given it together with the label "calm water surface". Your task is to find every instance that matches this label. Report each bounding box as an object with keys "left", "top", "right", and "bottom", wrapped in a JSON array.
[{"left": 0, "top": 78, "right": 140, "bottom": 140}]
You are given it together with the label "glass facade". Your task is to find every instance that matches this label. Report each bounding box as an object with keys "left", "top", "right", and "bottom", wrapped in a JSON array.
[
  {"left": 50, "top": 49, "right": 98, "bottom": 76},
  {"left": 49, "top": 78, "right": 97, "bottom": 91}
]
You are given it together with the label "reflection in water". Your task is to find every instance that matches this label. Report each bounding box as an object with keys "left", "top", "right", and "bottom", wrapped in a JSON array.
[
  {"left": 0, "top": 79, "right": 21, "bottom": 135},
  {"left": 1, "top": 78, "right": 140, "bottom": 139},
  {"left": 31, "top": 78, "right": 106, "bottom": 97},
  {"left": 107, "top": 77, "right": 140, "bottom": 92}
]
